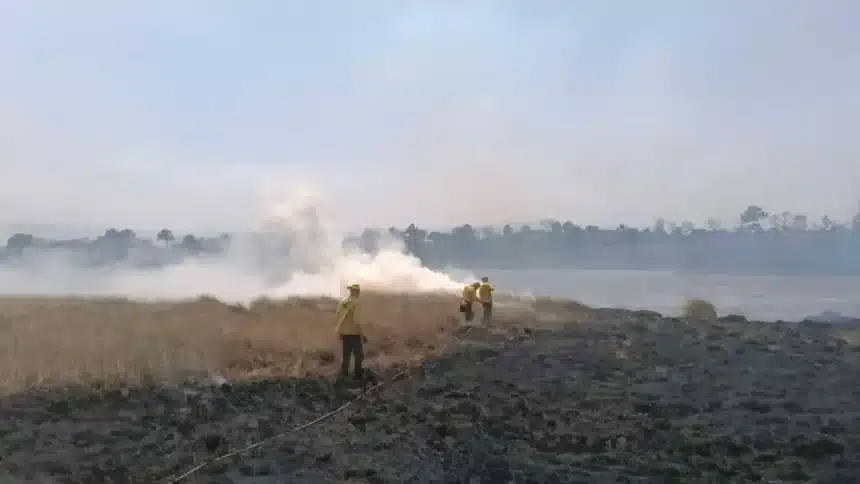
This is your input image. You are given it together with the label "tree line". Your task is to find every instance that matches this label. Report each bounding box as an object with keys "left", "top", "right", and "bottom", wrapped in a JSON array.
[
  {"left": 2, "top": 228, "right": 230, "bottom": 266},
  {"left": 4, "top": 204, "right": 860, "bottom": 274},
  {"left": 353, "top": 204, "right": 860, "bottom": 274}
]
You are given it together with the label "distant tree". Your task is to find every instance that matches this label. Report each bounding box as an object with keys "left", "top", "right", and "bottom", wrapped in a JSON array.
[
  {"left": 820, "top": 215, "right": 834, "bottom": 231},
  {"left": 561, "top": 221, "right": 579, "bottom": 235},
  {"left": 95, "top": 228, "right": 135, "bottom": 262},
  {"left": 740, "top": 205, "right": 767, "bottom": 231},
  {"left": 404, "top": 223, "right": 426, "bottom": 256},
  {"left": 791, "top": 214, "right": 808, "bottom": 231},
  {"left": 501, "top": 224, "right": 514, "bottom": 237},
  {"left": 452, "top": 224, "right": 476, "bottom": 238},
  {"left": 451, "top": 224, "right": 477, "bottom": 254},
  {"left": 212, "top": 233, "right": 231, "bottom": 252},
  {"left": 359, "top": 228, "right": 380, "bottom": 252},
  {"left": 653, "top": 217, "right": 667, "bottom": 235},
  {"left": 780, "top": 211, "right": 792, "bottom": 230},
  {"left": 156, "top": 228, "right": 175, "bottom": 247},
  {"left": 539, "top": 218, "right": 558, "bottom": 231},
  {"left": 180, "top": 234, "right": 203, "bottom": 253},
  {"left": 706, "top": 218, "right": 722, "bottom": 232},
  {"left": 102, "top": 228, "right": 136, "bottom": 241},
  {"left": 426, "top": 231, "right": 446, "bottom": 245},
  {"left": 5, "top": 233, "right": 34, "bottom": 252},
  {"left": 767, "top": 214, "right": 781, "bottom": 231}
]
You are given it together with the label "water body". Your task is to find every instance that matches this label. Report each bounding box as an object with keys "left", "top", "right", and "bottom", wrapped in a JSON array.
[{"left": 476, "top": 269, "right": 860, "bottom": 321}]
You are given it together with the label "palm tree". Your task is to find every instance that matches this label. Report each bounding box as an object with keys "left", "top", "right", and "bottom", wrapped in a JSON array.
[{"left": 156, "top": 228, "right": 175, "bottom": 247}]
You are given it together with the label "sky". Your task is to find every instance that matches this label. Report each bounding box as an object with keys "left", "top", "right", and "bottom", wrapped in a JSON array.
[{"left": 1, "top": 0, "right": 858, "bottom": 237}]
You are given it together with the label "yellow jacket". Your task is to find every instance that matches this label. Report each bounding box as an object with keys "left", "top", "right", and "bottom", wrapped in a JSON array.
[
  {"left": 335, "top": 296, "right": 362, "bottom": 335},
  {"left": 462, "top": 285, "right": 477, "bottom": 302},
  {"left": 476, "top": 282, "right": 494, "bottom": 303}
]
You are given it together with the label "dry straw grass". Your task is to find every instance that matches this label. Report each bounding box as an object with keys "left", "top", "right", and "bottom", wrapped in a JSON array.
[{"left": 0, "top": 292, "right": 477, "bottom": 396}]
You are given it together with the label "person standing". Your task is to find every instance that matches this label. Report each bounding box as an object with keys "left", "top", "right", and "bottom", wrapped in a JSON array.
[
  {"left": 460, "top": 281, "right": 480, "bottom": 321},
  {"left": 335, "top": 283, "right": 366, "bottom": 381},
  {"left": 476, "top": 277, "right": 494, "bottom": 324}
]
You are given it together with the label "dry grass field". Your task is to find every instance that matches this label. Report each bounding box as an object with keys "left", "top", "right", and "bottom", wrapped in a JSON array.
[
  {"left": 0, "top": 292, "right": 549, "bottom": 396},
  {"left": 3, "top": 291, "right": 802, "bottom": 399}
]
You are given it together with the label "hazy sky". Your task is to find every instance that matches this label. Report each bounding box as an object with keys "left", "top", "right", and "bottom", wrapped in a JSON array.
[{"left": 1, "top": 0, "right": 858, "bottom": 235}]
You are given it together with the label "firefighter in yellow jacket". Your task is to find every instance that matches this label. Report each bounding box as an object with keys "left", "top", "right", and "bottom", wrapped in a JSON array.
[
  {"left": 476, "top": 277, "right": 494, "bottom": 323},
  {"left": 460, "top": 281, "right": 480, "bottom": 321},
  {"left": 335, "top": 283, "right": 366, "bottom": 381}
]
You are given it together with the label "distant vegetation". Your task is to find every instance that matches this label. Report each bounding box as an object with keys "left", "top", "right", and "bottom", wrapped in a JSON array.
[{"left": 4, "top": 204, "right": 860, "bottom": 275}]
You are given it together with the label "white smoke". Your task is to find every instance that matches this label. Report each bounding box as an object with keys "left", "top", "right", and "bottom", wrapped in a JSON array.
[{"left": 0, "top": 187, "right": 471, "bottom": 304}]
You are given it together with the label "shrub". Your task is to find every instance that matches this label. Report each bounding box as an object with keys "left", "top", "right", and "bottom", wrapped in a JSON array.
[{"left": 682, "top": 298, "right": 717, "bottom": 322}]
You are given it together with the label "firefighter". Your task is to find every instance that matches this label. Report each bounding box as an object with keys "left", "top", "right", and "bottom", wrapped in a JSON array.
[
  {"left": 460, "top": 281, "right": 480, "bottom": 321},
  {"left": 335, "top": 283, "right": 366, "bottom": 381},
  {"left": 476, "top": 277, "right": 495, "bottom": 324}
]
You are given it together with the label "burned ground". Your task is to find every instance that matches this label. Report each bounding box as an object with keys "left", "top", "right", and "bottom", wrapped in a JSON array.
[{"left": 1, "top": 298, "right": 859, "bottom": 483}]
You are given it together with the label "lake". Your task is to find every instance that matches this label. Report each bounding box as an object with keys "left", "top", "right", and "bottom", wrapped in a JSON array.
[{"left": 476, "top": 269, "right": 860, "bottom": 321}]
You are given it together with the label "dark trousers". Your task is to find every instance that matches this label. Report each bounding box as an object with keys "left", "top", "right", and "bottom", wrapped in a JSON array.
[
  {"left": 462, "top": 301, "right": 474, "bottom": 321},
  {"left": 481, "top": 301, "right": 493, "bottom": 323},
  {"left": 340, "top": 334, "right": 364, "bottom": 380}
]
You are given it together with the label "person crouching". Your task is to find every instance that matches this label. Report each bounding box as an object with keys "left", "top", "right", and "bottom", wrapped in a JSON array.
[{"left": 460, "top": 281, "right": 480, "bottom": 321}]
